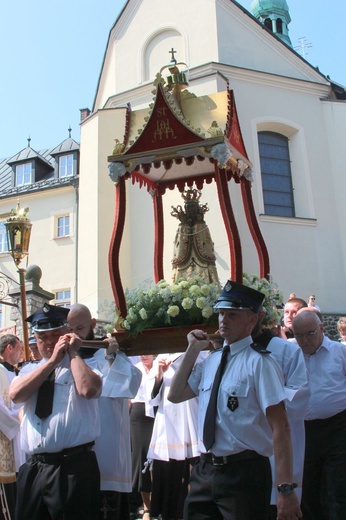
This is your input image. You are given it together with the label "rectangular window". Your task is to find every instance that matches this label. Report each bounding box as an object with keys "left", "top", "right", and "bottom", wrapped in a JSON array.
[
  {"left": 0, "top": 222, "right": 8, "bottom": 253},
  {"left": 59, "top": 154, "right": 74, "bottom": 178},
  {"left": 57, "top": 215, "right": 70, "bottom": 237},
  {"left": 16, "top": 163, "right": 32, "bottom": 186},
  {"left": 258, "top": 132, "right": 295, "bottom": 217},
  {"left": 55, "top": 289, "right": 71, "bottom": 307}
]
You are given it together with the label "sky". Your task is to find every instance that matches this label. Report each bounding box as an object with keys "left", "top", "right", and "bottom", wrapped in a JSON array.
[{"left": 0, "top": 0, "right": 344, "bottom": 158}]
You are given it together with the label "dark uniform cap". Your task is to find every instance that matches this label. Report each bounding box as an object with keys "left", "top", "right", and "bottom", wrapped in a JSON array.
[
  {"left": 26, "top": 303, "right": 69, "bottom": 331},
  {"left": 28, "top": 334, "right": 37, "bottom": 345},
  {"left": 214, "top": 280, "right": 265, "bottom": 313}
]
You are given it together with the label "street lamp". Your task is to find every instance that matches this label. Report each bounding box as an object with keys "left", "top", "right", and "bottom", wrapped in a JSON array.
[{"left": 5, "top": 202, "right": 32, "bottom": 361}]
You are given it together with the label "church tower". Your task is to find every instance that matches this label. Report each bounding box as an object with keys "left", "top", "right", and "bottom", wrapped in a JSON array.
[{"left": 250, "top": 0, "right": 292, "bottom": 46}]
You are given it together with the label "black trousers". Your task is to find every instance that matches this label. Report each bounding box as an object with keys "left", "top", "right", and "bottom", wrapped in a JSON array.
[
  {"left": 302, "top": 410, "right": 346, "bottom": 520},
  {"left": 184, "top": 454, "right": 271, "bottom": 520},
  {"left": 16, "top": 448, "right": 100, "bottom": 519}
]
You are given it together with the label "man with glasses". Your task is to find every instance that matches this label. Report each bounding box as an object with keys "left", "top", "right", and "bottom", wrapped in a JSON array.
[
  {"left": 292, "top": 311, "right": 346, "bottom": 519},
  {"left": 307, "top": 294, "right": 320, "bottom": 312}
]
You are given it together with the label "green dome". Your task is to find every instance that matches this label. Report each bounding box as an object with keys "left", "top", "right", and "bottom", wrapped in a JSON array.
[
  {"left": 251, "top": 0, "right": 291, "bottom": 22},
  {"left": 250, "top": 0, "right": 292, "bottom": 45}
]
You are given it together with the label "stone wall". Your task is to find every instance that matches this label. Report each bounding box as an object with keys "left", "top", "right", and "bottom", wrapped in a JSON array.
[{"left": 323, "top": 314, "right": 343, "bottom": 342}]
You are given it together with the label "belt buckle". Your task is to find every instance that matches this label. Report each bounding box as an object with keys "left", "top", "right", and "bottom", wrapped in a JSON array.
[{"left": 211, "top": 454, "right": 226, "bottom": 466}]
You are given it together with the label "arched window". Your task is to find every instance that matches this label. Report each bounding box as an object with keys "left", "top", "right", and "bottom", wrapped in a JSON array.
[
  {"left": 143, "top": 29, "right": 184, "bottom": 83},
  {"left": 264, "top": 18, "right": 273, "bottom": 31},
  {"left": 258, "top": 131, "right": 295, "bottom": 217},
  {"left": 276, "top": 18, "right": 283, "bottom": 34}
]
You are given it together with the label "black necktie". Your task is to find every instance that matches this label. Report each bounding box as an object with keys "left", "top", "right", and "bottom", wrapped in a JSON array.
[
  {"left": 35, "top": 370, "right": 55, "bottom": 419},
  {"left": 203, "top": 345, "right": 230, "bottom": 452}
]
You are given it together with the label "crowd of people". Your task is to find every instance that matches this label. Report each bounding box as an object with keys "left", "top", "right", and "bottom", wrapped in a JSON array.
[{"left": 0, "top": 286, "right": 345, "bottom": 520}]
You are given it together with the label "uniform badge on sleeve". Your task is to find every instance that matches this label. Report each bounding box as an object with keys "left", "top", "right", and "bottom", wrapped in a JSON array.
[{"left": 227, "top": 395, "right": 239, "bottom": 412}]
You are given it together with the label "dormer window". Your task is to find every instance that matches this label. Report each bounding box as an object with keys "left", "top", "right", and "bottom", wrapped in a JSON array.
[
  {"left": 59, "top": 154, "right": 74, "bottom": 178},
  {"left": 16, "top": 163, "right": 32, "bottom": 186}
]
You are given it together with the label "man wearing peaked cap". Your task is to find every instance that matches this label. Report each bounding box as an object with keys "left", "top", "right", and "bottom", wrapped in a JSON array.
[
  {"left": 213, "top": 280, "right": 265, "bottom": 313},
  {"left": 9, "top": 302, "right": 103, "bottom": 520},
  {"left": 169, "top": 280, "right": 302, "bottom": 520},
  {"left": 26, "top": 302, "right": 69, "bottom": 331}
]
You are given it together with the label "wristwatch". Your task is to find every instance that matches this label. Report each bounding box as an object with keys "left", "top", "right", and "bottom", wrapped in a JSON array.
[
  {"left": 105, "top": 352, "right": 116, "bottom": 361},
  {"left": 277, "top": 483, "right": 298, "bottom": 496}
]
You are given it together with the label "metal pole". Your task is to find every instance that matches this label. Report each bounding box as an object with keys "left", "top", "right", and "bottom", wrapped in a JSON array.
[{"left": 18, "top": 268, "right": 30, "bottom": 361}]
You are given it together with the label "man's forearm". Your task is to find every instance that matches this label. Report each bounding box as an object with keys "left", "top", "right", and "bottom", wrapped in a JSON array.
[
  {"left": 9, "top": 360, "right": 56, "bottom": 403},
  {"left": 69, "top": 351, "right": 102, "bottom": 398},
  {"left": 168, "top": 344, "right": 199, "bottom": 403}
]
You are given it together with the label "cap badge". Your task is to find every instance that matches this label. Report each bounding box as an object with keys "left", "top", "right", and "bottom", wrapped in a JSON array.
[{"left": 225, "top": 281, "right": 232, "bottom": 292}]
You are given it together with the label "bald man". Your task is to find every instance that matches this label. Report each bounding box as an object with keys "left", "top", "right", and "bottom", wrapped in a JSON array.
[
  {"left": 68, "top": 304, "right": 142, "bottom": 520},
  {"left": 296, "top": 305, "right": 323, "bottom": 322},
  {"left": 292, "top": 311, "right": 346, "bottom": 519}
]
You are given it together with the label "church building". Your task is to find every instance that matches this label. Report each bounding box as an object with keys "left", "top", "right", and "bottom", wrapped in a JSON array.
[{"left": 0, "top": 0, "right": 345, "bottom": 331}]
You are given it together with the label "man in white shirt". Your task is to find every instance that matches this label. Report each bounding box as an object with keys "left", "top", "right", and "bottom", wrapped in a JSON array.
[
  {"left": 292, "top": 311, "right": 346, "bottom": 520},
  {"left": 9, "top": 303, "right": 102, "bottom": 520},
  {"left": 280, "top": 298, "right": 307, "bottom": 339},
  {"left": 169, "top": 280, "right": 302, "bottom": 520}
]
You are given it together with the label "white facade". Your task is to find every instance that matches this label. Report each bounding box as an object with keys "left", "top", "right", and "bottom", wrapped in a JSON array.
[
  {"left": 0, "top": 186, "right": 77, "bottom": 328},
  {"left": 78, "top": 0, "right": 346, "bottom": 316}
]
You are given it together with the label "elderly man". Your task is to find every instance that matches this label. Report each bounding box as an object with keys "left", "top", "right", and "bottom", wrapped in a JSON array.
[
  {"left": 68, "top": 303, "right": 142, "bottom": 520},
  {"left": 292, "top": 311, "right": 346, "bottom": 520},
  {"left": 169, "top": 280, "right": 302, "bottom": 520},
  {"left": 9, "top": 303, "right": 102, "bottom": 520},
  {"left": 0, "top": 334, "right": 24, "bottom": 520}
]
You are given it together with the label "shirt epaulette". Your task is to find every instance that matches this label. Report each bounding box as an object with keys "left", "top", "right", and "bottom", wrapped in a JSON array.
[{"left": 250, "top": 343, "right": 271, "bottom": 355}]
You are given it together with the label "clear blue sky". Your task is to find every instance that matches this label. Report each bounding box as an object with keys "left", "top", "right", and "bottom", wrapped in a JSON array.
[{"left": 0, "top": 0, "right": 343, "bottom": 158}]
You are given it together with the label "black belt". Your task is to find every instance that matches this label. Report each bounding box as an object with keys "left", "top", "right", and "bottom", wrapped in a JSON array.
[
  {"left": 32, "top": 442, "right": 95, "bottom": 465},
  {"left": 200, "top": 450, "right": 261, "bottom": 466}
]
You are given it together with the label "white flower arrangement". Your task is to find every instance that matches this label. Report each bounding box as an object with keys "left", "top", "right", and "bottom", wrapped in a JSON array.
[
  {"left": 112, "top": 273, "right": 283, "bottom": 336},
  {"left": 114, "top": 276, "right": 220, "bottom": 336},
  {"left": 242, "top": 273, "right": 284, "bottom": 328}
]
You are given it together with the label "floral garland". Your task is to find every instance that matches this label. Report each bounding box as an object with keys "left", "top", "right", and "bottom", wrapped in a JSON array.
[{"left": 113, "top": 273, "right": 283, "bottom": 335}]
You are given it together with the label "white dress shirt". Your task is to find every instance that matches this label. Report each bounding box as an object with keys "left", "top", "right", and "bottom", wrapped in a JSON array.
[
  {"left": 188, "top": 336, "right": 287, "bottom": 457},
  {"left": 17, "top": 354, "right": 101, "bottom": 455},
  {"left": 303, "top": 335, "right": 346, "bottom": 420}
]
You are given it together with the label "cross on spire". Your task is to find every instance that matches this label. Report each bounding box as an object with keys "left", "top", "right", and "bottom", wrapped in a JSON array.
[{"left": 27, "top": 136, "right": 31, "bottom": 147}]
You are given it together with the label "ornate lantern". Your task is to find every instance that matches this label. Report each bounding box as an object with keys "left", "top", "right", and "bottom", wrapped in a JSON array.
[
  {"left": 5, "top": 202, "right": 32, "bottom": 360},
  {"left": 5, "top": 202, "right": 32, "bottom": 266}
]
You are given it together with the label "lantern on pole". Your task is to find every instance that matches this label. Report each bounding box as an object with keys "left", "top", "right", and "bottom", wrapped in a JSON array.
[{"left": 5, "top": 202, "right": 32, "bottom": 360}]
